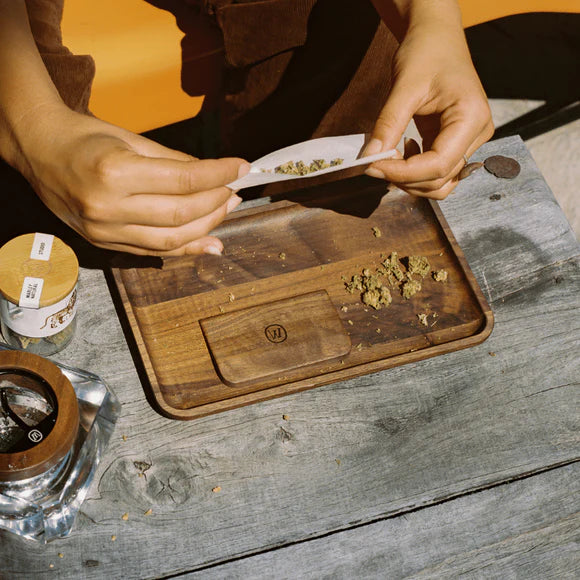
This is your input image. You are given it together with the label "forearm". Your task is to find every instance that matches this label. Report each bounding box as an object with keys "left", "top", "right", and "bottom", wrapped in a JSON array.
[
  {"left": 371, "top": 0, "right": 463, "bottom": 42},
  {"left": 0, "top": 0, "right": 65, "bottom": 170}
]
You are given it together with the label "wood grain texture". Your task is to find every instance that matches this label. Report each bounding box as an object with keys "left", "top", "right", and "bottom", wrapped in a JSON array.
[
  {"left": 201, "top": 290, "right": 351, "bottom": 387},
  {"left": 0, "top": 233, "right": 78, "bottom": 307},
  {"left": 0, "top": 350, "right": 79, "bottom": 480},
  {"left": 185, "top": 463, "right": 580, "bottom": 579},
  {"left": 113, "top": 179, "right": 492, "bottom": 419},
  {"left": 0, "top": 137, "right": 578, "bottom": 579}
]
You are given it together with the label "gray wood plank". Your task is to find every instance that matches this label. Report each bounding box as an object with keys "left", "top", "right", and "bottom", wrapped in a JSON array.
[
  {"left": 0, "top": 137, "right": 578, "bottom": 579},
  {"left": 184, "top": 463, "right": 580, "bottom": 580},
  {"left": 443, "top": 136, "right": 579, "bottom": 305}
]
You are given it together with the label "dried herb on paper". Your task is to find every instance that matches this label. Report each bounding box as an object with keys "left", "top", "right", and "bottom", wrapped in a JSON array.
[{"left": 262, "top": 158, "right": 344, "bottom": 176}]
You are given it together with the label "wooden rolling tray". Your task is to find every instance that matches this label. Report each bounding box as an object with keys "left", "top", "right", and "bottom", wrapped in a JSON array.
[{"left": 112, "top": 177, "right": 493, "bottom": 420}]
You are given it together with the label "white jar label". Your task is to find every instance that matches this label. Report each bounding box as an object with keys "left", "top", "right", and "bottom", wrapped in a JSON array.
[
  {"left": 19, "top": 277, "right": 44, "bottom": 308},
  {"left": 30, "top": 233, "right": 54, "bottom": 261},
  {"left": 1, "top": 287, "right": 77, "bottom": 338}
]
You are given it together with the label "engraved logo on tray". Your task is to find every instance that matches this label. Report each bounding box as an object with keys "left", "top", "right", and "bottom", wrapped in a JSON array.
[{"left": 265, "top": 324, "right": 287, "bottom": 343}]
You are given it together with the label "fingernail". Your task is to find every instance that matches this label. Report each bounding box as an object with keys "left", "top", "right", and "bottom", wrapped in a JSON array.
[
  {"left": 404, "top": 137, "right": 421, "bottom": 158},
  {"left": 226, "top": 194, "right": 242, "bottom": 213},
  {"left": 204, "top": 242, "right": 223, "bottom": 256},
  {"left": 363, "top": 138, "right": 383, "bottom": 157},
  {"left": 237, "top": 162, "right": 251, "bottom": 179},
  {"left": 458, "top": 161, "right": 484, "bottom": 181},
  {"left": 365, "top": 167, "right": 385, "bottom": 180}
]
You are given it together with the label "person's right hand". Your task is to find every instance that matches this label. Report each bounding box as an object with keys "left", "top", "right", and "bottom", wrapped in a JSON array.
[{"left": 17, "top": 105, "right": 250, "bottom": 256}]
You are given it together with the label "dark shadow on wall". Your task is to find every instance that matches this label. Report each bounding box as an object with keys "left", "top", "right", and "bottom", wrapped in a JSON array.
[
  {"left": 140, "top": 0, "right": 225, "bottom": 158},
  {"left": 143, "top": 0, "right": 224, "bottom": 109},
  {"left": 465, "top": 13, "right": 580, "bottom": 140}
]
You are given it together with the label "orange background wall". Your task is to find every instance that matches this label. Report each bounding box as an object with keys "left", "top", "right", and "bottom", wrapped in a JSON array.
[{"left": 61, "top": 0, "right": 204, "bottom": 132}]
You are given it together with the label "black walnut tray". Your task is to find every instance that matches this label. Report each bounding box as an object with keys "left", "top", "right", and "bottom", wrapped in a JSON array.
[{"left": 112, "top": 177, "right": 493, "bottom": 419}]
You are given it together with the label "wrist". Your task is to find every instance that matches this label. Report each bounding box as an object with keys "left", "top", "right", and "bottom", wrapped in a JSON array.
[
  {"left": 407, "top": 0, "right": 462, "bottom": 27},
  {"left": 373, "top": 0, "right": 463, "bottom": 41},
  {"left": 403, "top": 1, "right": 471, "bottom": 62},
  {"left": 0, "top": 100, "right": 68, "bottom": 178}
]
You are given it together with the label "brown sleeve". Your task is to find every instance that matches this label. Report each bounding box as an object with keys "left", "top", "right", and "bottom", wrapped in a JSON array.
[{"left": 25, "top": 0, "right": 95, "bottom": 114}]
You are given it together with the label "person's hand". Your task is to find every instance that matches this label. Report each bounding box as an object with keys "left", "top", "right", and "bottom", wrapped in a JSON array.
[
  {"left": 17, "top": 106, "right": 250, "bottom": 256},
  {"left": 363, "top": 15, "right": 494, "bottom": 199}
]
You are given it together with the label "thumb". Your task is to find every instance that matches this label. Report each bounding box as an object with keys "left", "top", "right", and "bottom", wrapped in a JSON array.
[{"left": 363, "top": 81, "right": 421, "bottom": 156}]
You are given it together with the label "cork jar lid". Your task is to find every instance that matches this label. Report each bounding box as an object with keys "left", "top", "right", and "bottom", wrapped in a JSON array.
[{"left": 0, "top": 234, "right": 78, "bottom": 308}]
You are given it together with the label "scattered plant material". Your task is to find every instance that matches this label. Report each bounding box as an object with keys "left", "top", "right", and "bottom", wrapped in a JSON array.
[
  {"left": 264, "top": 158, "right": 344, "bottom": 175},
  {"left": 407, "top": 255, "right": 431, "bottom": 278},
  {"left": 401, "top": 279, "right": 421, "bottom": 300},
  {"left": 432, "top": 269, "right": 448, "bottom": 282},
  {"left": 362, "top": 286, "right": 393, "bottom": 309},
  {"left": 379, "top": 251, "right": 406, "bottom": 286},
  {"left": 133, "top": 460, "right": 151, "bottom": 476},
  {"left": 345, "top": 268, "right": 392, "bottom": 310},
  {"left": 417, "top": 313, "right": 429, "bottom": 326},
  {"left": 484, "top": 155, "right": 521, "bottom": 179},
  {"left": 344, "top": 252, "right": 443, "bottom": 309},
  {"left": 417, "top": 312, "right": 438, "bottom": 327}
]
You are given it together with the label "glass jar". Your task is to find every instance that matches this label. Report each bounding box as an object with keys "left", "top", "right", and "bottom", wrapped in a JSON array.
[
  {"left": 0, "top": 233, "right": 78, "bottom": 356},
  {"left": 0, "top": 347, "right": 120, "bottom": 542}
]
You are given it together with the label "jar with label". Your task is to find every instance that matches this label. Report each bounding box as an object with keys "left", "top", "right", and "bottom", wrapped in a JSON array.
[
  {"left": 0, "top": 347, "right": 121, "bottom": 542},
  {"left": 0, "top": 233, "right": 79, "bottom": 356}
]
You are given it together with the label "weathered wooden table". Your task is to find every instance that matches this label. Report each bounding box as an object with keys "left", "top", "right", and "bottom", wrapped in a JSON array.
[{"left": 1, "top": 136, "right": 578, "bottom": 579}]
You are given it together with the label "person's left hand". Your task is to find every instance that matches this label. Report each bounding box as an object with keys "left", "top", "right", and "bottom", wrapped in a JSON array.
[{"left": 363, "top": 16, "right": 494, "bottom": 199}]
